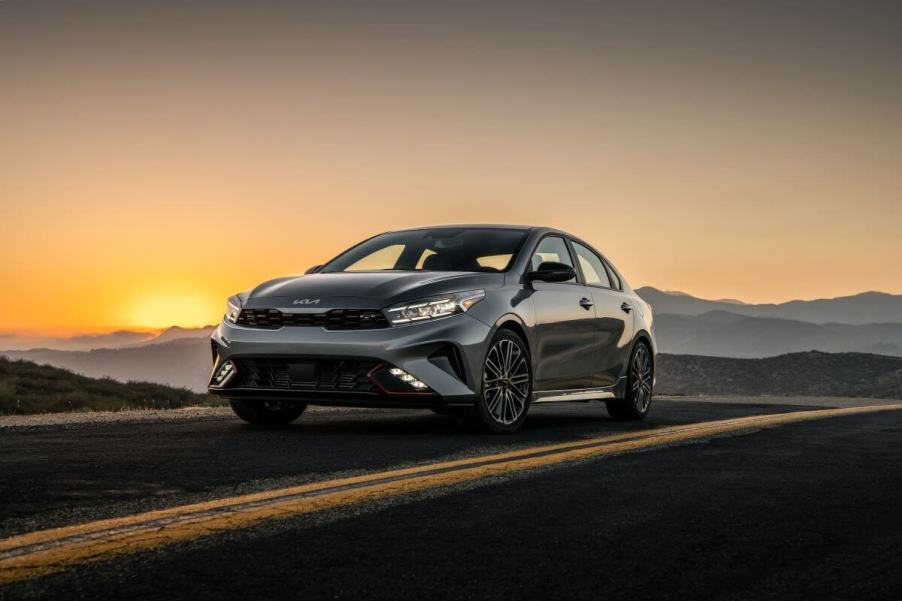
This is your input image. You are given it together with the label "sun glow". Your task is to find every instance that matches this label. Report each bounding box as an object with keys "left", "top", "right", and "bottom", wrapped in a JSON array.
[
  {"left": 1, "top": 2, "right": 902, "bottom": 338},
  {"left": 123, "top": 293, "right": 221, "bottom": 330}
]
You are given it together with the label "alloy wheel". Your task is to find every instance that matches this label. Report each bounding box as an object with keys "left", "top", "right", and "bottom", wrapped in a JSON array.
[
  {"left": 631, "top": 344, "right": 653, "bottom": 412},
  {"left": 483, "top": 338, "right": 530, "bottom": 426}
]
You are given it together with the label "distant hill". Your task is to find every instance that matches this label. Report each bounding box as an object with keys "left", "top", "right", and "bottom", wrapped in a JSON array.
[
  {"left": 0, "top": 325, "right": 214, "bottom": 352},
  {"left": 637, "top": 287, "right": 902, "bottom": 325},
  {"left": 132, "top": 325, "right": 215, "bottom": 346},
  {"left": 656, "top": 352, "right": 902, "bottom": 399},
  {"left": 654, "top": 311, "right": 902, "bottom": 358},
  {"left": 0, "top": 330, "right": 156, "bottom": 352},
  {"left": 0, "top": 357, "right": 222, "bottom": 414},
  {"left": 2, "top": 338, "right": 212, "bottom": 392}
]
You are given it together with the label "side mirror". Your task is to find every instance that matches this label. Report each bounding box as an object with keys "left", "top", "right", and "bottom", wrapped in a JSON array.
[
  {"left": 525, "top": 261, "right": 576, "bottom": 284},
  {"left": 305, "top": 264, "right": 324, "bottom": 274}
]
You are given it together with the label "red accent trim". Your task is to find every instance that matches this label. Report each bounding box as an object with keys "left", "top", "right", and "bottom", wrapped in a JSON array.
[{"left": 367, "top": 363, "right": 435, "bottom": 396}]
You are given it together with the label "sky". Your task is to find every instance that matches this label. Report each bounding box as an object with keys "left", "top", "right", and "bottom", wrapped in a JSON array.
[{"left": 1, "top": 0, "right": 901, "bottom": 334}]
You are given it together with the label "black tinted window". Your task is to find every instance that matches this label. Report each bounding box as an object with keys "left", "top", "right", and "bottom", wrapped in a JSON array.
[
  {"left": 322, "top": 228, "right": 526, "bottom": 273},
  {"left": 571, "top": 241, "right": 612, "bottom": 288}
]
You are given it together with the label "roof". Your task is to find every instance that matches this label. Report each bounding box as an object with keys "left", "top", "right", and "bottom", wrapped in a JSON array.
[{"left": 392, "top": 224, "right": 537, "bottom": 232}]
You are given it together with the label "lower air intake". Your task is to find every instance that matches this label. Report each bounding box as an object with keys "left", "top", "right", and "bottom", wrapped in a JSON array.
[{"left": 230, "top": 357, "right": 380, "bottom": 392}]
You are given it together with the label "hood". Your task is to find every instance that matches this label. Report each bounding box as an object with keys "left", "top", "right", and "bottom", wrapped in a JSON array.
[{"left": 245, "top": 271, "right": 504, "bottom": 310}]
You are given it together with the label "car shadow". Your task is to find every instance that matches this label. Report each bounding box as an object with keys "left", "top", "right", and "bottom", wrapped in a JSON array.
[
  {"left": 227, "top": 398, "right": 830, "bottom": 440},
  {"left": 229, "top": 402, "right": 651, "bottom": 442}
]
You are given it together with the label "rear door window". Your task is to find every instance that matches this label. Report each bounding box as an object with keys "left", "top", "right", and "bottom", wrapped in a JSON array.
[{"left": 571, "top": 242, "right": 612, "bottom": 288}]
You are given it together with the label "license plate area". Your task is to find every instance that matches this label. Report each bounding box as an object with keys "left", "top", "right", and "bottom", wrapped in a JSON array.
[{"left": 288, "top": 361, "right": 317, "bottom": 388}]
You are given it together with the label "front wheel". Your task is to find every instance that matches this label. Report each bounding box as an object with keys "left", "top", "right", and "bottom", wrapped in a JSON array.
[
  {"left": 606, "top": 342, "right": 653, "bottom": 420},
  {"left": 229, "top": 399, "right": 307, "bottom": 425},
  {"left": 467, "top": 329, "right": 532, "bottom": 433}
]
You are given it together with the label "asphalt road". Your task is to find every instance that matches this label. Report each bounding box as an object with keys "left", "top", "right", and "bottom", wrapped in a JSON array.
[{"left": 1, "top": 398, "right": 901, "bottom": 600}]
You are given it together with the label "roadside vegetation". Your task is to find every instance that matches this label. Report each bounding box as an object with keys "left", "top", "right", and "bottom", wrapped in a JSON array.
[
  {"left": 0, "top": 357, "right": 224, "bottom": 415},
  {"left": 657, "top": 351, "right": 902, "bottom": 399}
]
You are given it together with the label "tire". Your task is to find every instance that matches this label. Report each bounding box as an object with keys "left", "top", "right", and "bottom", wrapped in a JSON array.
[
  {"left": 229, "top": 399, "right": 307, "bottom": 425},
  {"left": 606, "top": 341, "right": 653, "bottom": 421},
  {"left": 467, "top": 329, "right": 532, "bottom": 433}
]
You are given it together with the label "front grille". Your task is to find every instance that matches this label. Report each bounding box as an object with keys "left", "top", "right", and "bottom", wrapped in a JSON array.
[
  {"left": 230, "top": 357, "right": 380, "bottom": 392},
  {"left": 236, "top": 308, "right": 390, "bottom": 330}
]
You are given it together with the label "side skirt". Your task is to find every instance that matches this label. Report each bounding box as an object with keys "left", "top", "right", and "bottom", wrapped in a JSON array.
[{"left": 533, "top": 385, "right": 623, "bottom": 404}]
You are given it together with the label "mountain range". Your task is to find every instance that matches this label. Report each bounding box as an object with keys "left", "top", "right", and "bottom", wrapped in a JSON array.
[
  {"left": 653, "top": 311, "right": 902, "bottom": 358},
  {"left": 0, "top": 326, "right": 214, "bottom": 352},
  {"left": 636, "top": 288, "right": 902, "bottom": 358},
  {"left": 636, "top": 287, "right": 902, "bottom": 325},
  {"left": 1, "top": 337, "right": 213, "bottom": 392}
]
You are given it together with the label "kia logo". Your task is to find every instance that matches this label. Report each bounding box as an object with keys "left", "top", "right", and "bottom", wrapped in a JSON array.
[{"left": 292, "top": 298, "right": 320, "bottom": 305}]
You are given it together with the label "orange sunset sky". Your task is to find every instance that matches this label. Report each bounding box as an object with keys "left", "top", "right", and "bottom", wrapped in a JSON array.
[{"left": 2, "top": 1, "right": 901, "bottom": 335}]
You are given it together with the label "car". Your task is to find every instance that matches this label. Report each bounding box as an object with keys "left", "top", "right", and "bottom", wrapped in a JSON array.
[{"left": 209, "top": 225, "right": 656, "bottom": 433}]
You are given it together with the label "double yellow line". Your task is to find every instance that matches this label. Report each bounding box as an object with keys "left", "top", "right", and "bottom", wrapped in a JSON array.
[{"left": 2, "top": 404, "right": 900, "bottom": 585}]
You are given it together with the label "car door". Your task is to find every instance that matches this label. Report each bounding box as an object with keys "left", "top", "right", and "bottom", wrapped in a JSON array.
[
  {"left": 528, "top": 236, "right": 600, "bottom": 391},
  {"left": 569, "top": 240, "right": 635, "bottom": 388}
]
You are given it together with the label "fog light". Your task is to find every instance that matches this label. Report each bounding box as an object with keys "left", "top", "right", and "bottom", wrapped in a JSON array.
[
  {"left": 393, "top": 370, "right": 426, "bottom": 388},
  {"left": 368, "top": 364, "right": 431, "bottom": 394},
  {"left": 211, "top": 359, "right": 237, "bottom": 388}
]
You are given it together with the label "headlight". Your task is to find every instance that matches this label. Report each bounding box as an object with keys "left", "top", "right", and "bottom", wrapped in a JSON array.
[
  {"left": 225, "top": 293, "right": 245, "bottom": 324},
  {"left": 385, "top": 290, "right": 485, "bottom": 325}
]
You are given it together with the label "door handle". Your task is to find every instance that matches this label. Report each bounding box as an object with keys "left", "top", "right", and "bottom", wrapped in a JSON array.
[
  {"left": 621, "top": 302, "right": 632, "bottom": 313},
  {"left": 579, "top": 298, "right": 594, "bottom": 310}
]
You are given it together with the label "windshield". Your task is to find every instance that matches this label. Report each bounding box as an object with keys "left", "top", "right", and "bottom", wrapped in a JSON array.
[{"left": 321, "top": 228, "right": 527, "bottom": 273}]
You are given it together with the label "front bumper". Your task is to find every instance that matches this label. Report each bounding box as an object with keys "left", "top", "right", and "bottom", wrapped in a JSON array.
[{"left": 208, "top": 313, "right": 491, "bottom": 407}]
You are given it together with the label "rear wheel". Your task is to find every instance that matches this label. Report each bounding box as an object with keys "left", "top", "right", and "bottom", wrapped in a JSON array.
[
  {"left": 229, "top": 399, "right": 307, "bottom": 425},
  {"left": 467, "top": 329, "right": 531, "bottom": 433},
  {"left": 606, "top": 342, "right": 653, "bottom": 420}
]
